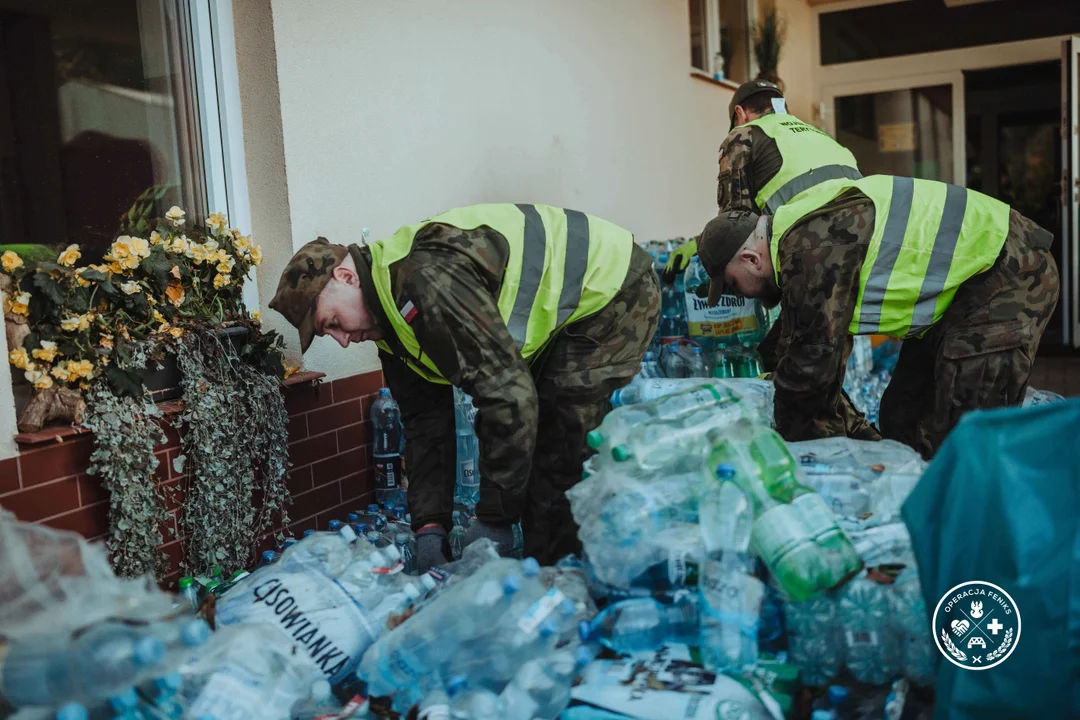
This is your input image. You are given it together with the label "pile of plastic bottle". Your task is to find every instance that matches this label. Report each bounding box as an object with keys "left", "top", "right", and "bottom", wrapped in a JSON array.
[{"left": 0, "top": 370, "right": 950, "bottom": 720}]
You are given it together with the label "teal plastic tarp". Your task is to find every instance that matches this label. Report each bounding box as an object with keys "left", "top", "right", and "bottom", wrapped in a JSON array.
[{"left": 902, "top": 398, "right": 1080, "bottom": 719}]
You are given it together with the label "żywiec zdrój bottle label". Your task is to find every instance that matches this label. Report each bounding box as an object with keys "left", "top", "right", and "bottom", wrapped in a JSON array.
[{"left": 684, "top": 292, "right": 761, "bottom": 339}]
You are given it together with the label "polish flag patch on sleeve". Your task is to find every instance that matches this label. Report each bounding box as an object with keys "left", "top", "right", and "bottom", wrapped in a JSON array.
[{"left": 400, "top": 300, "right": 418, "bottom": 324}]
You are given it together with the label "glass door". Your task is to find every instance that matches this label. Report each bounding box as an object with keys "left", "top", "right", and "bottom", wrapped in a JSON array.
[
  {"left": 1061, "top": 36, "right": 1080, "bottom": 348},
  {"left": 824, "top": 76, "right": 964, "bottom": 185}
]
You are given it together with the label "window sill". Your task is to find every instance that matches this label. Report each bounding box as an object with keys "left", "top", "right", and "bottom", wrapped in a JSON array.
[
  {"left": 14, "top": 371, "right": 326, "bottom": 447},
  {"left": 690, "top": 71, "right": 741, "bottom": 92}
]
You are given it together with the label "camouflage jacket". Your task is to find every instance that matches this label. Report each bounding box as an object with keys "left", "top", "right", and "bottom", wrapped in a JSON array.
[
  {"left": 350, "top": 223, "right": 650, "bottom": 499},
  {"left": 769, "top": 190, "right": 879, "bottom": 442},
  {"left": 716, "top": 124, "right": 784, "bottom": 213}
]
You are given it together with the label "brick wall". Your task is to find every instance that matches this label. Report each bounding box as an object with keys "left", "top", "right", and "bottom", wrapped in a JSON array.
[{"left": 0, "top": 369, "right": 383, "bottom": 586}]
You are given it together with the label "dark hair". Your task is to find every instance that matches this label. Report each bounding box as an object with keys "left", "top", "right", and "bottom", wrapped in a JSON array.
[{"left": 738, "top": 92, "right": 779, "bottom": 117}]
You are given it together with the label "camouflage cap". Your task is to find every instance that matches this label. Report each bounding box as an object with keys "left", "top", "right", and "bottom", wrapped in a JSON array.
[
  {"left": 697, "top": 210, "right": 760, "bottom": 306},
  {"left": 728, "top": 80, "right": 784, "bottom": 125},
  {"left": 269, "top": 237, "right": 348, "bottom": 352}
]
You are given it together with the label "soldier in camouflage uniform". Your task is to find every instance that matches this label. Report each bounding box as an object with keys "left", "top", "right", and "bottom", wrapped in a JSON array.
[
  {"left": 695, "top": 180, "right": 1059, "bottom": 459},
  {"left": 270, "top": 206, "right": 659, "bottom": 568}
]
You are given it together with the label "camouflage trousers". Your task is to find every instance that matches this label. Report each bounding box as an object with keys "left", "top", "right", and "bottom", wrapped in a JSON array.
[
  {"left": 879, "top": 210, "right": 1059, "bottom": 459},
  {"left": 520, "top": 249, "right": 660, "bottom": 564}
]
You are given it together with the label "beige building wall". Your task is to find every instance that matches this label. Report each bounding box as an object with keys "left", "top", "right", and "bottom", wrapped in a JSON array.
[
  {"left": 771, "top": 0, "right": 815, "bottom": 122},
  {"left": 237, "top": 0, "right": 748, "bottom": 381}
]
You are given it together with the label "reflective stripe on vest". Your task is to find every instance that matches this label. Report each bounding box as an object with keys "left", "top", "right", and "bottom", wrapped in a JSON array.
[
  {"left": 369, "top": 203, "right": 633, "bottom": 382},
  {"left": 764, "top": 165, "right": 863, "bottom": 214},
  {"left": 770, "top": 175, "right": 1010, "bottom": 339},
  {"left": 745, "top": 113, "right": 862, "bottom": 214}
]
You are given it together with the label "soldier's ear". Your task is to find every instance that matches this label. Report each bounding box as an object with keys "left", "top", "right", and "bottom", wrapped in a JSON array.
[{"left": 331, "top": 264, "right": 359, "bottom": 286}]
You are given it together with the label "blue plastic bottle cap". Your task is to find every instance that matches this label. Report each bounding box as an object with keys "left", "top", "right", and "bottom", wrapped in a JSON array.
[
  {"left": 503, "top": 574, "right": 522, "bottom": 594},
  {"left": 110, "top": 688, "right": 139, "bottom": 710},
  {"left": 368, "top": 504, "right": 380, "bottom": 513},
  {"left": 715, "top": 463, "right": 736, "bottom": 479},
  {"left": 521, "top": 557, "right": 540, "bottom": 577},
  {"left": 181, "top": 619, "right": 211, "bottom": 647},
  {"left": 396, "top": 533, "right": 409, "bottom": 544},
  {"left": 303, "top": 529, "right": 315, "bottom": 537},
  {"left": 347, "top": 512, "right": 359, "bottom": 522},
  {"left": 55, "top": 702, "right": 89, "bottom": 720},
  {"left": 379, "top": 388, "right": 390, "bottom": 396},
  {"left": 827, "top": 685, "right": 849, "bottom": 706},
  {"left": 578, "top": 620, "right": 594, "bottom": 642},
  {"left": 328, "top": 520, "right": 342, "bottom": 531},
  {"left": 133, "top": 635, "right": 166, "bottom": 666},
  {"left": 811, "top": 711, "right": 834, "bottom": 720},
  {"left": 447, "top": 675, "right": 468, "bottom": 696},
  {"left": 283, "top": 538, "right": 297, "bottom": 548},
  {"left": 155, "top": 672, "right": 184, "bottom": 693},
  {"left": 559, "top": 597, "right": 576, "bottom": 616},
  {"left": 261, "top": 550, "right": 276, "bottom": 563}
]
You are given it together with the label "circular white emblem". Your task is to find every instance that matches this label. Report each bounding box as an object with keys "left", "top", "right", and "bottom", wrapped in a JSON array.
[{"left": 932, "top": 580, "right": 1021, "bottom": 670}]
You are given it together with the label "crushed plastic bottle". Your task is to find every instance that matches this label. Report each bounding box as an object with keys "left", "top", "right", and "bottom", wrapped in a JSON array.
[
  {"left": 583, "top": 595, "right": 699, "bottom": 652},
  {"left": 454, "top": 387, "right": 481, "bottom": 509}
]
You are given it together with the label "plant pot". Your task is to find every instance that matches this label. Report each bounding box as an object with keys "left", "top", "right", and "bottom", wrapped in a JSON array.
[{"left": 143, "top": 326, "right": 250, "bottom": 403}]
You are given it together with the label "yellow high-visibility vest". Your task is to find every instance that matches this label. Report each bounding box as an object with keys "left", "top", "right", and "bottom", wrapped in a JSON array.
[
  {"left": 771, "top": 176, "right": 1010, "bottom": 338},
  {"left": 369, "top": 204, "right": 635, "bottom": 383},
  {"left": 745, "top": 113, "right": 862, "bottom": 214}
]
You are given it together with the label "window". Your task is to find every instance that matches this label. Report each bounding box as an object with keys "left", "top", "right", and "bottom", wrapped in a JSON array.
[
  {"left": 0, "top": 0, "right": 210, "bottom": 264},
  {"left": 689, "top": 0, "right": 755, "bottom": 84}
]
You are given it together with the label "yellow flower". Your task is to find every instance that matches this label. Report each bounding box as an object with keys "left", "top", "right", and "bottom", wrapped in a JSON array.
[
  {"left": 251, "top": 310, "right": 262, "bottom": 323},
  {"left": 100, "top": 354, "right": 111, "bottom": 366},
  {"left": 152, "top": 310, "right": 166, "bottom": 325},
  {"left": 2, "top": 293, "right": 11, "bottom": 314},
  {"left": 51, "top": 363, "right": 73, "bottom": 383},
  {"left": 166, "top": 283, "right": 185, "bottom": 307},
  {"left": 204, "top": 239, "right": 219, "bottom": 252},
  {"left": 107, "top": 261, "right": 126, "bottom": 275},
  {"left": 74, "top": 268, "right": 91, "bottom": 287},
  {"left": 168, "top": 235, "right": 190, "bottom": 256},
  {"left": 234, "top": 235, "right": 252, "bottom": 253},
  {"left": 8, "top": 347, "right": 29, "bottom": 370},
  {"left": 283, "top": 361, "right": 299, "bottom": 379},
  {"left": 216, "top": 255, "right": 236, "bottom": 274},
  {"left": 32, "top": 340, "right": 59, "bottom": 363},
  {"left": 106, "top": 237, "right": 141, "bottom": 271},
  {"left": 129, "top": 236, "right": 151, "bottom": 258},
  {"left": 61, "top": 313, "right": 93, "bottom": 332},
  {"left": 165, "top": 206, "right": 186, "bottom": 226},
  {"left": 206, "top": 213, "right": 228, "bottom": 233},
  {"left": 70, "top": 359, "right": 94, "bottom": 379},
  {"left": 250, "top": 245, "right": 263, "bottom": 266},
  {"left": 150, "top": 230, "right": 163, "bottom": 245},
  {"left": 169, "top": 327, "right": 184, "bottom": 339},
  {"left": 120, "top": 280, "right": 142, "bottom": 295},
  {"left": 190, "top": 244, "right": 209, "bottom": 265},
  {"left": 99, "top": 334, "right": 114, "bottom": 350},
  {"left": 57, "top": 244, "right": 81, "bottom": 267},
  {"left": 79, "top": 382, "right": 89, "bottom": 391},
  {"left": 25, "top": 368, "right": 53, "bottom": 389},
  {"left": 213, "top": 273, "right": 232, "bottom": 290},
  {"left": 1, "top": 251, "right": 23, "bottom": 273},
  {"left": 11, "top": 291, "right": 30, "bottom": 316}
]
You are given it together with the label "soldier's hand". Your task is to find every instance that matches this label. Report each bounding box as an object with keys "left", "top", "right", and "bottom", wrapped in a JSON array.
[{"left": 661, "top": 239, "right": 698, "bottom": 284}]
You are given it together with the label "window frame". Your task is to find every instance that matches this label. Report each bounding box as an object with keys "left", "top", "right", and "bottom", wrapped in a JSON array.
[{"left": 690, "top": 0, "right": 758, "bottom": 85}]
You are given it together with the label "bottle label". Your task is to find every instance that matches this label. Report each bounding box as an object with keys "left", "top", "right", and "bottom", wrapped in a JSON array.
[
  {"left": 215, "top": 570, "right": 377, "bottom": 682},
  {"left": 518, "top": 587, "right": 567, "bottom": 634},
  {"left": 684, "top": 291, "right": 761, "bottom": 339},
  {"left": 375, "top": 456, "right": 401, "bottom": 490},
  {"left": 667, "top": 551, "right": 688, "bottom": 586},
  {"left": 418, "top": 705, "right": 451, "bottom": 720},
  {"left": 459, "top": 458, "right": 478, "bottom": 487}
]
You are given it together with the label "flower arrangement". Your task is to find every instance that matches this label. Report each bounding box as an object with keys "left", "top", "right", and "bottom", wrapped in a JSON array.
[
  {"left": 1, "top": 196, "right": 296, "bottom": 578},
  {"left": 2, "top": 203, "right": 290, "bottom": 431}
]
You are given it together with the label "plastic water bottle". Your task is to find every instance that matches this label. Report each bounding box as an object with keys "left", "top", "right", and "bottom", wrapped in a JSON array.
[
  {"left": 708, "top": 424, "right": 861, "bottom": 601},
  {"left": 688, "top": 346, "right": 709, "bottom": 377},
  {"left": 372, "top": 388, "right": 406, "bottom": 506},
  {"left": 785, "top": 594, "right": 843, "bottom": 686},
  {"left": 838, "top": 573, "right": 898, "bottom": 685},
  {"left": 179, "top": 576, "right": 200, "bottom": 612},
  {"left": 454, "top": 388, "right": 481, "bottom": 509},
  {"left": 698, "top": 464, "right": 762, "bottom": 672},
  {"left": 660, "top": 341, "right": 689, "bottom": 378},
  {"left": 683, "top": 256, "right": 718, "bottom": 352},
  {"left": 583, "top": 595, "right": 700, "bottom": 652},
  {"left": 889, "top": 568, "right": 936, "bottom": 686},
  {"left": 711, "top": 347, "right": 736, "bottom": 378},
  {"left": 1, "top": 617, "right": 210, "bottom": 706}
]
